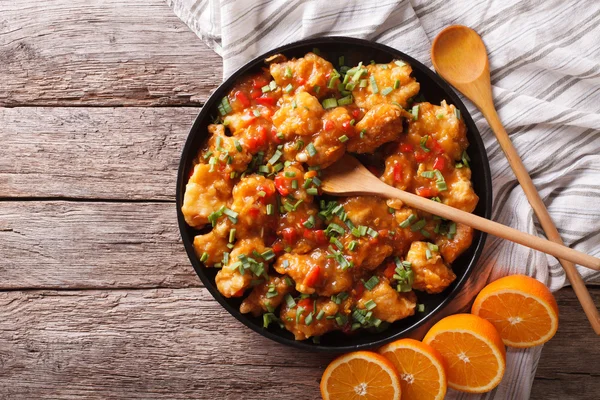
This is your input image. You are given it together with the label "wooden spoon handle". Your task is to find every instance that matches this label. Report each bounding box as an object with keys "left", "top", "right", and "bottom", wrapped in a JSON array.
[
  {"left": 484, "top": 107, "right": 600, "bottom": 334},
  {"left": 372, "top": 181, "right": 600, "bottom": 272}
]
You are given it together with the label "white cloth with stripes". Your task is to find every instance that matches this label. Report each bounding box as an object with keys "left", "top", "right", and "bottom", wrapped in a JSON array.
[{"left": 167, "top": 0, "right": 600, "bottom": 398}]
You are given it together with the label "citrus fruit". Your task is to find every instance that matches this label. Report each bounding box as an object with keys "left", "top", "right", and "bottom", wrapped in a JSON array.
[
  {"left": 423, "top": 313, "right": 506, "bottom": 393},
  {"left": 471, "top": 274, "right": 559, "bottom": 348},
  {"left": 379, "top": 338, "right": 447, "bottom": 400},
  {"left": 320, "top": 350, "right": 401, "bottom": 400}
]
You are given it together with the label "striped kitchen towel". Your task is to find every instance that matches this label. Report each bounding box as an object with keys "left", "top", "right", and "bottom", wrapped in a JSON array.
[{"left": 167, "top": 0, "right": 600, "bottom": 398}]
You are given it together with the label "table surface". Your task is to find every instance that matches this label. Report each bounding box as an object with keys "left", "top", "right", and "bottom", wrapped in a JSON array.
[{"left": 1, "top": 1, "right": 598, "bottom": 399}]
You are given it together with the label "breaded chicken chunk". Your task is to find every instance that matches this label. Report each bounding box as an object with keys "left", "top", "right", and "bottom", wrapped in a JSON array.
[
  {"left": 405, "top": 241, "right": 456, "bottom": 294},
  {"left": 181, "top": 163, "right": 233, "bottom": 228}
]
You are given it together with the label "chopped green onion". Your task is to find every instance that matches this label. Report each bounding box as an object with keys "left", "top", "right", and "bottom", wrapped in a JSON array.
[
  {"left": 421, "top": 229, "right": 431, "bottom": 238},
  {"left": 395, "top": 60, "right": 406, "bottom": 67},
  {"left": 257, "top": 165, "right": 270, "bottom": 173},
  {"left": 448, "top": 222, "right": 457, "bottom": 236},
  {"left": 345, "top": 82, "right": 356, "bottom": 91},
  {"left": 303, "top": 215, "right": 316, "bottom": 229},
  {"left": 364, "top": 300, "right": 377, "bottom": 310},
  {"left": 284, "top": 83, "right": 293, "bottom": 93},
  {"left": 284, "top": 171, "right": 296, "bottom": 178},
  {"left": 306, "top": 143, "right": 317, "bottom": 157},
  {"left": 200, "top": 252, "right": 209, "bottom": 262},
  {"left": 363, "top": 276, "right": 380, "bottom": 291},
  {"left": 437, "top": 181, "right": 448, "bottom": 191},
  {"left": 312, "top": 177, "right": 321, "bottom": 186},
  {"left": 233, "top": 140, "right": 242, "bottom": 152},
  {"left": 455, "top": 108, "right": 461, "bottom": 120},
  {"left": 304, "top": 312, "right": 313, "bottom": 326},
  {"left": 261, "top": 249, "right": 275, "bottom": 261},
  {"left": 369, "top": 75, "right": 379, "bottom": 94},
  {"left": 337, "top": 95, "right": 353, "bottom": 106},
  {"left": 295, "top": 140, "right": 304, "bottom": 150},
  {"left": 411, "top": 105, "right": 420, "bottom": 121},
  {"left": 335, "top": 314, "right": 347, "bottom": 327},
  {"left": 436, "top": 113, "right": 445, "bottom": 119},
  {"left": 421, "top": 171, "right": 436, "bottom": 179},
  {"left": 427, "top": 242, "right": 439, "bottom": 252},
  {"left": 322, "top": 98, "right": 338, "bottom": 109},
  {"left": 313, "top": 85, "right": 320, "bottom": 94},
  {"left": 348, "top": 240, "right": 358, "bottom": 251},
  {"left": 269, "top": 80, "right": 277, "bottom": 91},
  {"left": 296, "top": 306, "right": 305, "bottom": 324},
  {"left": 330, "top": 236, "right": 343, "bottom": 250},
  {"left": 360, "top": 129, "right": 366, "bottom": 138},
  {"left": 426, "top": 248, "right": 432, "bottom": 259},
  {"left": 381, "top": 87, "right": 393, "bottom": 96},
  {"left": 351, "top": 225, "right": 368, "bottom": 237},
  {"left": 306, "top": 187, "right": 319, "bottom": 196},
  {"left": 291, "top": 180, "right": 298, "bottom": 189},
  {"left": 326, "top": 223, "right": 345, "bottom": 236},
  {"left": 284, "top": 294, "right": 296, "bottom": 308},
  {"left": 229, "top": 229, "right": 236, "bottom": 243},
  {"left": 338, "top": 135, "right": 349, "bottom": 143},
  {"left": 291, "top": 100, "right": 297, "bottom": 109},
  {"left": 257, "top": 190, "right": 266, "bottom": 198},
  {"left": 411, "top": 219, "right": 427, "bottom": 232},
  {"left": 316, "top": 310, "right": 325, "bottom": 320},
  {"left": 266, "top": 204, "right": 273, "bottom": 215},
  {"left": 263, "top": 312, "right": 280, "bottom": 328},
  {"left": 230, "top": 171, "right": 237, "bottom": 179},
  {"left": 393, "top": 79, "right": 400, "bottom": 89},
  {"left": 284, "top": 66, "right": 293, "bottom": 78},
  {"left": 461, "top": 150, "right": 471, "bottom": 168},
  {"left": 223, "top": 208, "right": 238, "bottom": 223},
  {"left": 417, "top": 304, "right": 425, "bottom": 312},
  {"left": 261, "top": 85, "right": 271, "bottom": 93},
  {"left": 420, "top": 135, "right": 430, "bottom": 152},
  {"left": 359, "top": 79, "right": 368, "bottom": 88},
  {"left": 367, "top": 227, "right": 379, "bottom": 238},
  {"left": 338, "top": 56, "right": 345, "bottom": 66}
]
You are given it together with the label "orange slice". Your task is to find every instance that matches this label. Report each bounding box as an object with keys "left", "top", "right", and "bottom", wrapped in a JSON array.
[
  {"left": 471, "top": 274, "right": 559, "bottom": 348},
  {"left": 320, "top": 351, "right": 401, "bottom": 400},
  {"left": 423, "top": 314, "right": 506, "bottom": 393},
  {"left": 379, "top": 338, "right": 447, "bottom": 400}
]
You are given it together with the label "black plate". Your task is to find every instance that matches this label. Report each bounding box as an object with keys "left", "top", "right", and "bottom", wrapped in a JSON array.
[{"left": 176, "top": 37, "right": 492, "bottom": 352}]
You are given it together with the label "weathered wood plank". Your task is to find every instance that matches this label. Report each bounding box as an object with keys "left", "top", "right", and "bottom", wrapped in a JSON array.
[
  {"left": 0, "top": 288, "right": 329, "bottom": 399},
  {"left": 0, "top": 201, "right": 198, "bottom": 289},
  {"left": 531, "top": 286, "right": 600, "bottom": 399},
  {"left": 0, "top": 107, "right": 197, "bottom": 200},
  {"left": 0, "top": 0, "right": 221, "bottom": 106},
  {"left": 0, "top": 287, "right": 597, "bottom": 399}
]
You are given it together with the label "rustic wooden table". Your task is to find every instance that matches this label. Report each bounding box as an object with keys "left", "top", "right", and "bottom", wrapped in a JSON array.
[{"left": 1, "top": 1, "right": 598, "bottom": 399}]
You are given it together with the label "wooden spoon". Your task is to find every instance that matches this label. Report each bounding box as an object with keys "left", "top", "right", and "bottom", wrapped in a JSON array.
[
  {"left": 429, "top": 25, "right": 600, "bottom": 334},
  {"left": 321, "top": 155, "right": 600, "bottom": 272}
]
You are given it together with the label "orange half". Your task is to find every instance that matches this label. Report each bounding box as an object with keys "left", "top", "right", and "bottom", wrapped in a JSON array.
[
  {"left": 472, "top": 274, "right": 559, "bottom": 348},
  {"left": 423, "top": 314, "right": 506, "bottom": 393},
  {"left": 379, "top": 338, "right": 447, "bottom": 400},
  {"left": 320, "top": 351, "right": 401, "bottom": 400}
]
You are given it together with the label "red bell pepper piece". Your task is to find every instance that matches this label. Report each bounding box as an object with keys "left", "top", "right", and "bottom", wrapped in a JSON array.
[
  {"left": 234, "top": 90, "right": 250, "bottom": 108},
  {"left": 255, "top": 96, "right": 276, "bottom": 107},
  {"left": 303, "top": 265, "right": 321, "bottom": 288},
  {"left": 433, "top": 156, "right": 446, "bottom": 171}
]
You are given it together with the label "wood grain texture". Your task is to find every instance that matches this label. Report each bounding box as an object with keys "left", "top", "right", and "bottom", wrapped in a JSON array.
[
  {"left": 530, "top": 286, "right": 600, "bottom": 400},
  {"left": 0, "top": 201, "right": 198, "bottom": 289},
  {"left": 0, "top": 0, "right": 221, "bottom": 106},
  {"left": 0, "top": 107, "right": 197, "bottom": 200},
  {"left": 0, "top": 288, "right": 330, "bottom": 400},
  {"left": 0, "top": 287, "right": 596, "bottom": 399}
]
